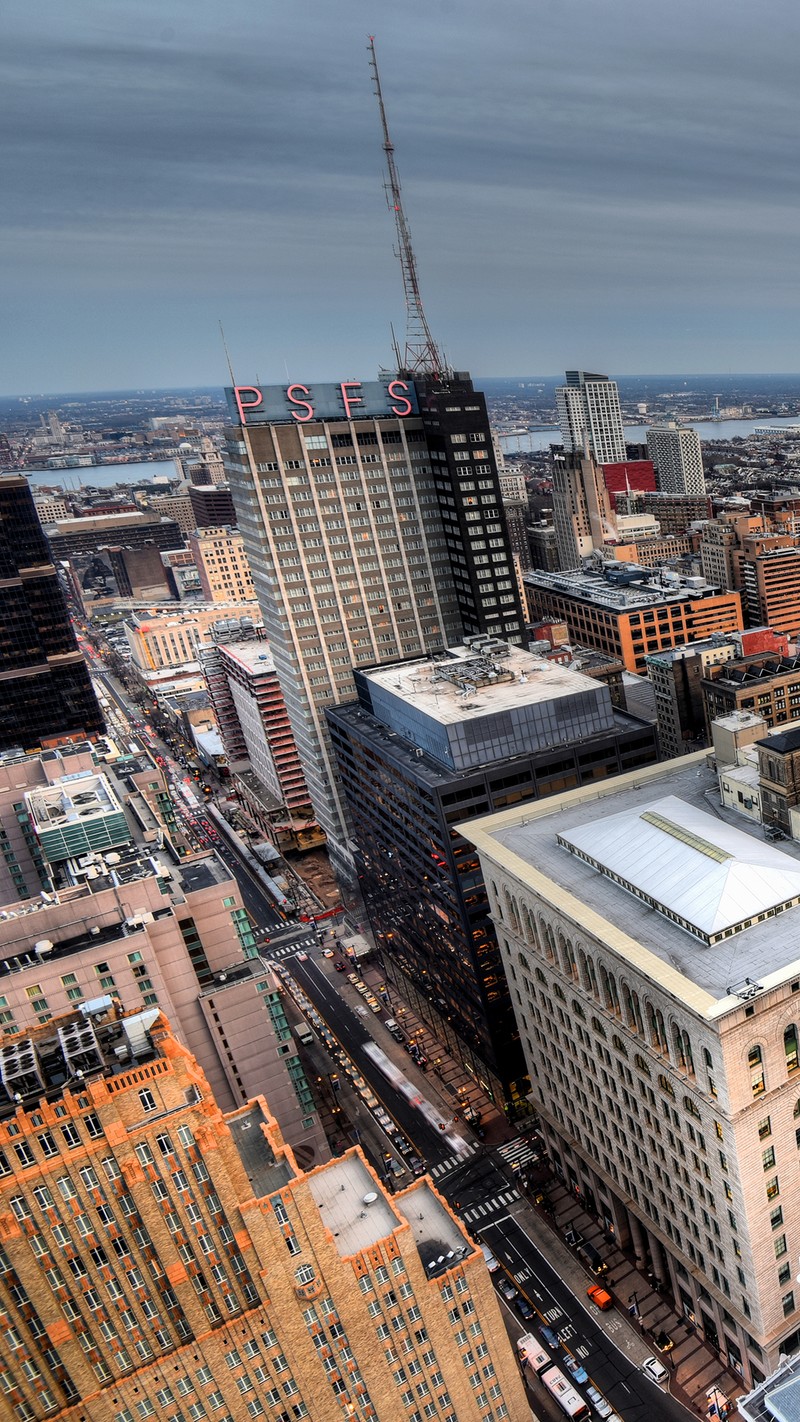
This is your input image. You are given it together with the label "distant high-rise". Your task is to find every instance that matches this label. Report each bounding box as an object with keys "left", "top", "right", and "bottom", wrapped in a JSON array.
[
  {"left": 556, "top": 370, "right": 627, "bottom": 463},
  {"left": 0, "top": 474, "right": 104, "bottom": 750},
  {"left": 551, "top": 448, "right": 616, "bottom": 569},
  {"left": 646, "top": 422, "right": 706, "bottom": 495}
]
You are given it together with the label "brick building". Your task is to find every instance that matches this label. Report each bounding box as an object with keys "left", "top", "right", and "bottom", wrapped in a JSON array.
[{"left": 0, "top": 1007, "right": 527, "bottom": 1422}]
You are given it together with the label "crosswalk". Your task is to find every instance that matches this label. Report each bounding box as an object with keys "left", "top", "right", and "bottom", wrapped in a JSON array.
[
  {"left": 262, "top": 936, "right": 318, "bottom": 962},
  {"left": 461, "top": 1189, "right": 520, "bottom": 1223},
  {"left": 430, "top": 1142, "right": 481, "bottom": 1178},
  {"left": 496, "top": 1135, "right": 541, "bottom": 1173}
]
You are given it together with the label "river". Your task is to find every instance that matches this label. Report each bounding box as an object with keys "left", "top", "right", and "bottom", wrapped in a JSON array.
[
  {"left": 23, "top": 458, "right": 181, "bottom": 490},
  {"left": 498, "top": 416, "right": 800, "bottom": 453}
]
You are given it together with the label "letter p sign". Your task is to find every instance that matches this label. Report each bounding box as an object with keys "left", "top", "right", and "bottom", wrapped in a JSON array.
[{"left": 233, "top": 386, "right": 263, "bottom": 425}]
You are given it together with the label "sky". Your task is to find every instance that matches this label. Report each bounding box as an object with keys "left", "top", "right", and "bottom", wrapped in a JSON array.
[{"left": 4, "top": 0, "right": 800, "bottom": 392}]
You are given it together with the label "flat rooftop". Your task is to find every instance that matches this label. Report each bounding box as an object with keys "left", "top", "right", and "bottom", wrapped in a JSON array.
[
  {"left": 525, "top": 568, "right": 723, "bottom": 612},
  {"left": 306, "top": 1152, "right": 399, "bottom": 1256},
  {"left": 228, "top": 1103, "right": 294, "bottom": 1197},
  {"left": 219, "top": 641, "right": 277, "bottom": 675},
  {"left": 362, "top": 644, "right": 607, "bottom": 726},
  {"left": 394, "top": 1182, "right": 474, "bottom": 1278},
  {"left": 465, "top": 758, "right": 800, "bottom": 1005}
]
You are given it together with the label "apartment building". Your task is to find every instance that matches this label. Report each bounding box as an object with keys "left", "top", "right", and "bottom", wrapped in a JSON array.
[
  {"left": 124, "top": 606, "right": 258, "bottom": 672},
  {"left": 0, "top": 1006, "right": 527, "bottom": 1422}
]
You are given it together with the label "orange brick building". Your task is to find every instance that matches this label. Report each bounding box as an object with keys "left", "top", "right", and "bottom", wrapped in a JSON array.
[
  {"left": 524, "top": 568, "right": 743, "bottom": 674},
  {"left": 0, "top": 1006, "right": 526, "bottom": 1422}
]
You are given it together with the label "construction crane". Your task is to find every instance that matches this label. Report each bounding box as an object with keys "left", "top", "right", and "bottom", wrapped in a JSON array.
[{"left": 368, "top": 35, "right": 447, "bottom": 379}]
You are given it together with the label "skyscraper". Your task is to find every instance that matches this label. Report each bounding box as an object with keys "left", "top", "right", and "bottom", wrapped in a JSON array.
[
  {"left": 0, "top": 473, "right": 104, "bottom": 751},
  {"left": 0, "top": 1003, "right": 528, "bottom": 1422},
  {"left": 646, "top": 422, "right": 706, "bottom": 495},
  {"left": 555, "top": 370, "right": 627, "bottom": 463},
  {"left": 224, "top": 379, "right": 522, "bottom": 874},
  {"left": 551, "top": 449, "right": 616, "bottom": 569}
]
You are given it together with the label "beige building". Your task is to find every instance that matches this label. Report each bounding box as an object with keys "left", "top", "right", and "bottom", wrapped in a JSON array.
[
  {"left": 551, "top": 449, "right": 616, "bottom": 569},
  {"left": 0, "top": 1006, "right": 527, "bottom": 1422},
  {"left": 465, "top": 755, "right": 800, "bottom": 1383},
  {"left": 150, "top": 490, "right": 197, "bottom": 536},
  {"left": 124, "top": 604, "right": 258, "bottom": 671},
  {"left": 189, "top": 524, "right": 257, "bottom": 603}
]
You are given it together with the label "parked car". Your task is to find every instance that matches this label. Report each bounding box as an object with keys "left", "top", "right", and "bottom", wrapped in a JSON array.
[
  {"left": 586, "top": 1387, "right": 613, "bottom": 1418},
  {"left": 641, "top": 1356, "right": 670, "bottom": 1386},
  {"left": 408, "top": 1154, "right": 426, "bottom": 1176},
  {"left": 334, "top": 960, "right": 347, "bottom": 972},
  {"left": 563, "top": 1355, "right": 589, "bottom": 1385},
  {"left": 514, "top": 1296, "right": 535, "bottom": 1321},
  {"left": 480, "top": 1244, "right": 500, "bottom": 1274},
  {"left": 387, "top": 1158, "right": 406, "bottom": 1180},
  {"left": 539, "top": 1325, "right": 560, "bottom": 1350},
  {"left": 496, "top": 1276, "right": 518, "bottom": 1302},
  {"left": 586, "top": 1284, "right": 613, "bottom": 1311}
]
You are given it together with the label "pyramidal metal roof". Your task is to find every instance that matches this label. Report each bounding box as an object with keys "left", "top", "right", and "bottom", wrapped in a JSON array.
[{"left": 558, "top": 794, "right": 800, "bottom": 944}]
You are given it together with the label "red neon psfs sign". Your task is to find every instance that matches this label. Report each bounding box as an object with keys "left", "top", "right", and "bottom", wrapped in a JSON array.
[{"left": 229, "top": 379, "right": 416, "bottom": 427}]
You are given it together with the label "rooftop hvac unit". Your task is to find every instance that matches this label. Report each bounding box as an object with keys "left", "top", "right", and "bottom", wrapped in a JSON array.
[
  {"left": 0, "top": 1038, "right": 45, "bottom": 1100},
  {"left": 57, "top": 1019, "right": 103, "bottom": 1077}
]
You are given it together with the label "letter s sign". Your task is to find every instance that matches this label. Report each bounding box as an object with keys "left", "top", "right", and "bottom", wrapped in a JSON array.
[
  {"left": 387, "top": 380, "right": 412, "bottom": 417},
  {"left": 286, "top": 384, "right": 314, "bottom": 422}
]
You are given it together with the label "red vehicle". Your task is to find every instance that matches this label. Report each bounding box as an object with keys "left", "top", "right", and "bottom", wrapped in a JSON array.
[{"left": 334, "top": 960, "right": 347, "bottom": 972}]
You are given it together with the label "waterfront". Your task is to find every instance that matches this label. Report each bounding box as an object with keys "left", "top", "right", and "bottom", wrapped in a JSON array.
[
  {"left": 23, "top": 458, "right": 180, "bottom": 489},
  {"left": 498, "top": 415, "right": 800, "bottom": 453}
]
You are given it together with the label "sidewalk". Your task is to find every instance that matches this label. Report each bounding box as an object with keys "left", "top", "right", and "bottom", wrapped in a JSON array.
[
  {"left": 525, "top": 1177, "right": 746, "bottom": 1416},
  {"left": 320, "top": 954, "right": 745, "bottom": 1415}
]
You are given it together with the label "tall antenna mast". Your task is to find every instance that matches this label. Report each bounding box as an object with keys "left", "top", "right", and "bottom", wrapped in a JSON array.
[{"left": 368, "top": 35, "right": 446, "bottom": 378}]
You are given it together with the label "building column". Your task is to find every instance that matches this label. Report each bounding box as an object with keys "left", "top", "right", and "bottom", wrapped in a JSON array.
[
  {"left": 610, "top": 1195, "right": 632, "bottom": 1252},
  {"left": 647, "top": 1230, "right": 668, "bottom": 1288},
  {"left": 627, "top": 1211, "right": 649, "bottom": 1269}
]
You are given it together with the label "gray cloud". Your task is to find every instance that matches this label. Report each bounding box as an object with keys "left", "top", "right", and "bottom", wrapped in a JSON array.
[{"left": 3, "top": 0, "right": 800, "bottom": 389}]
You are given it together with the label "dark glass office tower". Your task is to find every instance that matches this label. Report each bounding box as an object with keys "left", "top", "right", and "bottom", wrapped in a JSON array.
[
  {"left": 0, "top": 475, "right": 104, "bottom": 750},
  {"left": 413, "top": 373, "right": 524, "bottom": 644}
]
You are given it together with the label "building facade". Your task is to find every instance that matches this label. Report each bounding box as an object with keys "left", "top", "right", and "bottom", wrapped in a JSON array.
[
  {"left": 742, "top": 546, "right": 800, "bottom": 638},
  {"left": 551, "top": 450, "right": 616, "bottom": 569},
  {"left": 327, "top": 645, "right": 657, "bottom": 1107},
  {"left": 646, "top": 423, "right": 706, "bottom": 495},
  {"left": 124, "top": 606, "right": 258, "bottom": 673},
  {"left": 0, "top": 1006, "right": 526, "bottom": 1422},
  {"left": 189, "top": 483, "right": 238, "bottom": 528},
  {"left": 188, "top": 526, "right": 257, "bottom": 604},
  {"left": 0, "top": 474, "right": 104, "bottom": 751},
  {"left": 465, "top": 756, "right": 800, "bottom": 1383},
  {"left": 555, "top": 371, "right": 626, "bottom": 464}
]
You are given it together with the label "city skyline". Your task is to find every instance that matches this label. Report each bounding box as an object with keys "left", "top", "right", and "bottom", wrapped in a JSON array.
[{"left": 5, "top": 0, "right": 800, "bottom": 391}]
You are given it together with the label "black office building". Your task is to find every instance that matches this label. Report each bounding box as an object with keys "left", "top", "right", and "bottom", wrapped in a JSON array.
[
  {"left": 327, "top": 643, "right": 658, "bottom": 1109},
  {"left": 414, "top": 373, "right": 525, "bottom": 644},
  {"left": 0, "top": 475, "right": 104, "bottom": 750}
]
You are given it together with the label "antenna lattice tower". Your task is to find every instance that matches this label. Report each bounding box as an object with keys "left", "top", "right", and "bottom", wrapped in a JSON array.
[{"left": 368, "top": 35, "right": 445, "bottom": 378}]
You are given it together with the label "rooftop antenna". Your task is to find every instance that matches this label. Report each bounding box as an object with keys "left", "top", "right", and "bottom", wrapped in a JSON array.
[
  {"left": 368, "top": 35, "right": 446, "bottom": 379},
  {"left": 219, "top": 321, "right": 236, "bottom": 385}
]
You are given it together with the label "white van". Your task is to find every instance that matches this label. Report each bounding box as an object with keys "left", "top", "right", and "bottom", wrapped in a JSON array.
[{"left": 480, "top": 1243, "right": 500, "bottom": 1274}]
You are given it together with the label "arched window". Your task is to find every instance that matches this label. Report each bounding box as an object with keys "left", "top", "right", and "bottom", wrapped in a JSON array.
[
  {"left": 493, "top": 884, "right": 503, "bottom": 920},
  {"left": 672, "top": 1024, "right": 694, "bottom": 1073},
  {"left": 658, "top": 1073, "right": 675, "bottom": 1098},
  {"left": 703, "top": 1047, "right": 714, "bottom": 1071},
  {"left": 634, "top": 1053, "right": 651, "bottom": 1078},
  {"left": 563, "top": 938, "right": 578, "bottom": 982},
  {"left": 504, "top": 890, "right": 520, "bottom": 935},
  {"left": 591, "top": 1016, "right": 607, "bottom": 1041},
  {"left": 793, "top": 1098, "right": 800, "bottom": 1119},
  {"left": 655, "top": 1008, "right": 668, "bottom": 1055},
  {"left": 749, "top": 1045, "right": 765, "bottom": 1098},
  {"left": 785, "top": 1025, "right": 799, "bottom": 1074},
  {"left": 623, "top": 982, "right": 644, "bottom": 1034},
  {"left": 612, "top": 1034, "right": 628, "bottom": 1058},
  {"left": 683, "top": 1095, "right": 701, "bottom": 1120},
  {"left": 580, "top": 951, "right": 600, "bottom": 1000},
  {"left": 571, "top": 998, "right": 585, "bottom": 1022},
  {"left": 600, "top": 966, "right": 621, "bottom": 1016}
]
